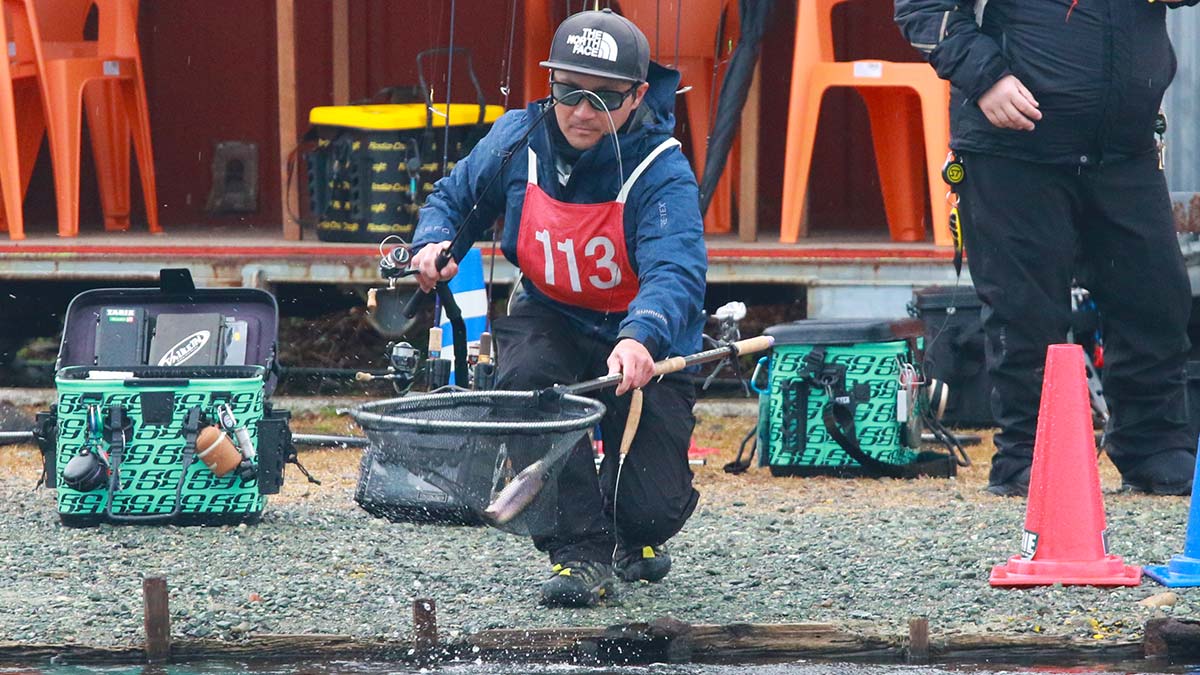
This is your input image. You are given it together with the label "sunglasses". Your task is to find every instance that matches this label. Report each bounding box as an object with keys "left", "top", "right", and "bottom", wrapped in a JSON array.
[{"left": 550, "top": 80, "right": 639, "bottom": 111}]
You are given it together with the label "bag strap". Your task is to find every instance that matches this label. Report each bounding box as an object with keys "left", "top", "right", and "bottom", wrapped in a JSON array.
[
  {"left": 820, "top": 392, "right": 954, "bottom": 479},
  {"left": 104, "top": 406, "right": 200, "bottom": 523},
  {"left": 722, "top": 425, "right": 757, "bottom": 474}
]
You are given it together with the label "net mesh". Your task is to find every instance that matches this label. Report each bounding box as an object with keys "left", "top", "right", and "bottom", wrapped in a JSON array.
[{"left": 351, "top": 389, "right": 605, "bottom": 535}]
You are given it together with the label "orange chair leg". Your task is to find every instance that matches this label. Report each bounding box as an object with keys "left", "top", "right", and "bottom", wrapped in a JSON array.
[
  {"left": 862, "top": 87, "right": 926, "bottom": 242},
  {"left": 84, "top": 79, "right": 132, "bottom": 231},
  {"left": 917, "top": 78, "right": 952, "bottom": 246},
  {"left": 676, "top": 57, "right": 731, "bottom": 234},
  {"left": 780, "top": 79, "right": 828, "bottom": 243},
  {"left": 41, "top": 62, "right": 90, "bottom": 237},
  {"left": 0, "top": 70, "right": 24, "bottom": 239},
  {"left": 1, "top": 82, "right": 47, "bottom": 238},
  {"left": 780, "top": 0, "right": 825, "bottom": 243}
]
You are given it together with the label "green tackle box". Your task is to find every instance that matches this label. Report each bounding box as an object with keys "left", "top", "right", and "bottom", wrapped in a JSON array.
[
  {"left": 754, "top": 318, "right": 949, "bottom": 477},
  {"left": 34, "top": 269, "right": 300, "bottom": 526}
]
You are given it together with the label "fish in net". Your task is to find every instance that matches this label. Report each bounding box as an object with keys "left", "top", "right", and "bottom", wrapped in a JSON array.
[{"left": 351, "top": 389, "right": 605, "bottom": 536}]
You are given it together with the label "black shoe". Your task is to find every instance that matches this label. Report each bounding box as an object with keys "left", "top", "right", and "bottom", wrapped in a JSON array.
[
  {"left": 987, "top": 465, "right": 1031, "bottom": 497},
  {"left": 615, "top": 544, "right": 672, "bottom": 582},
  {"left": 540, "top": 561, "right": 614, "bottom": 607},
  {"left": 1119, "top": 449, "right": 1195, "bottom": 496}
]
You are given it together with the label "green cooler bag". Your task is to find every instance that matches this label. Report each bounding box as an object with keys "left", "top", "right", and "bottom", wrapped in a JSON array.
[
  {"left": 756, "top": 318, "right": 956, "bottom": 478},
  {"left": 35, "top": 269, "right": 297, "bottom": 527}
]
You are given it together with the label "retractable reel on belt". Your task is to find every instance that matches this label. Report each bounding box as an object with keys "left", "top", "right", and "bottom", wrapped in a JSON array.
[{"left": 942, "top": 151, "right": 966, "bottom": 278}]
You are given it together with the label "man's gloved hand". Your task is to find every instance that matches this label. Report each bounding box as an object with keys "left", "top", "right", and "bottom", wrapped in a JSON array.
[
  {"left": 410, "top": 241, "right": 459, "bottom": 292},
  {"left": 977, "top": 74, "right": 1042, "bottom": 131},
  {"left": 607, "top": 339, "right": 654, "bottom": 395}
]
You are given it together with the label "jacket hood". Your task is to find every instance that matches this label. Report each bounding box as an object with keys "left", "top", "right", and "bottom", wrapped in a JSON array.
[
  {"left": 636, "top": 61, "right": 681, "bottom": 136},
  {"left": 527, "top": 60, "right": 681, "bottom": 166}
]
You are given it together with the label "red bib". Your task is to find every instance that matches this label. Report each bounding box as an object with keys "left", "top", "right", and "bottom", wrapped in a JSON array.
[{"left": 515, "top": 138, "right": 680, "bottom": 313}]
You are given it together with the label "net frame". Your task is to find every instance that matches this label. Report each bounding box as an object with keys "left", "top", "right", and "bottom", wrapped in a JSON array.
[{"left": 350, "top": 389, "right": 606, "bottom": 535}]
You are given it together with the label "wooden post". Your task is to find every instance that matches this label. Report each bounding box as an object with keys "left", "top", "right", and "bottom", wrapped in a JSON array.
[
  {"left": 331, "top": 0, "right": 350, "bottom": 105},
  {"left": 143, "top": 577, "right": 170, "bottom": 663},
  {"left": 276, "top": 0, "right": 300, "bottom": 240},
  {"left": 907, "top": 616, "right": 929, "bottom": 663},
  {"left": 738, "top": 61, "right": 761, "bottom": 242},
  {"left": 413, "top": 598, "right": 438, "bottom": 649}
]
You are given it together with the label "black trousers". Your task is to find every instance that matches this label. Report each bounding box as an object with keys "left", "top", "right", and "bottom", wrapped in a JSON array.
[
  {"left": 959, "top": 151, "right": 1192, "bottom": 483},
  {"left": 492, "top": 298, "right": 699, "bottom": 565}
]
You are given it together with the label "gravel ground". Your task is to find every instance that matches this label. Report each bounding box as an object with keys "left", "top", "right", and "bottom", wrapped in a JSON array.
[{"left": 0, "top": 390, "right": 1195, "bottom": 652}]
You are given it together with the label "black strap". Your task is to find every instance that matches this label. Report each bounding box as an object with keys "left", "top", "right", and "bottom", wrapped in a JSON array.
[
  {"left": 282, "top": 428, "right": 321, "bottom": 485},
  {"left": 105, "top": 406, "right": 199, "bottom": 523},
  {"left": 723, "top": 425, "right": 757, "bottom": 474},
  {"left": 821, "top": 394, "right": 956, "bottom": 479}
]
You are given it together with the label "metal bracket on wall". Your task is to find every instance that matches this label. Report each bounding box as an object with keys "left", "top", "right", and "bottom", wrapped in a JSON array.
[{"left": 207, "top": 141, "right": 260, "bottom": 214}]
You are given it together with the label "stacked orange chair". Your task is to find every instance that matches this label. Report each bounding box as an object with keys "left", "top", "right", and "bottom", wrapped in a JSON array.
[
  {"left": 0, "top": 0, "right": 47, "bottom": 239},
  {"left": 780, "top": 0, "right": 952, "bottom": 245},
  {"left": 620, "top": 0, "right": 739, "bottom": 235},
  {"left": 28, "top": 0, "right": 160, "bottom": 237}
]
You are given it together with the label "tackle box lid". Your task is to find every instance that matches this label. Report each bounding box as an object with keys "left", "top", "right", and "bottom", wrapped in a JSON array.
[
  {"left": 911, "top": 285, "right": 983, "bottom": 311},
  {"left": 764, "top": 318, "right": 924, "bottom": 346},
  {"left": 56, "top": 269, "right": 282, "bottom": 395},
  {"left": 309, "top": 103, "right": 504, "bottom": 131}
]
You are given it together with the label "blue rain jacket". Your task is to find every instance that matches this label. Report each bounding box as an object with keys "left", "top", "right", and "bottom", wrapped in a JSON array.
[{"left": 413, "top": 62, "right": 707, "bottom": 360}]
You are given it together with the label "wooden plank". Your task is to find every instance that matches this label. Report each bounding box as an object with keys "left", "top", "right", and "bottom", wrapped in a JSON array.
[
  {"left": 0, "top": 625, "right": 1156, "bottom": 665},
  {"left": 413, "top": 599, "right": 438, "bottom": 649},
  {"left": 142, "top": 577, "right": 171, "bottom": 663},
  {"left": 738, "top": 60, "right": 761, "bottom": 242},
  {"left": 906, "top": 617, "right": 928, "bottom": 663},
  {"left": 276, "top": 0, "right": 300, "bottom": 240},
  {"left": 331, "top": 0, "right": 350, "bottom": 105}
]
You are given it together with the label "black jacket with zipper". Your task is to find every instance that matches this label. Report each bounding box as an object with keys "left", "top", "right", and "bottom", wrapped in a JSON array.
[{"left": 894, "top": 0, "right": 1197, "bottom": 165}]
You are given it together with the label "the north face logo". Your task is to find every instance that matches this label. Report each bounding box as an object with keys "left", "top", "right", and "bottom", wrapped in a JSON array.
[{"left": 565, "top": 28, "right": 618, "bottom": 62}]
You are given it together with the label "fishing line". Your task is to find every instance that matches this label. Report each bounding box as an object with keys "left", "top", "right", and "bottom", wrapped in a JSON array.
[
  {"left": 673, "top": 1, "right": 682, "bottom": 69},
  {"left": 568, "top": 88, "right": 633, "bottom": 566},
  {"left": 486, "top": 0, "right": 521, "bottom": 334},
  {"left": 440, "top": 0, "right": 458, "bottom": 180},
  {"left": 561, "top": 88, "right": 625, "bottom": 183},
  {"left": 403, "top": 101, "right": 562, "bottom": 319}
]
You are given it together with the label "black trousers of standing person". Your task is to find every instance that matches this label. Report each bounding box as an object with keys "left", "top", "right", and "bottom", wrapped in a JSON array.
[
  {"left": 958, "top": 151, "right": 1192, "bottom": 484},
  {"left": 492, "top": 297, "right": 700, "bottom": 566}
]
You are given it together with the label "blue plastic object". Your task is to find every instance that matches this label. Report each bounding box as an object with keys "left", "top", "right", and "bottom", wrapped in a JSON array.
[
  {"left": 439, "top": 248, "right": 487, "bottom": 387},
  {"left": 749, "top": 356, "right": 770, "bottom": 395},
  {"left": 1144, "top": 445, "right": 1200, "bottom": 587}
]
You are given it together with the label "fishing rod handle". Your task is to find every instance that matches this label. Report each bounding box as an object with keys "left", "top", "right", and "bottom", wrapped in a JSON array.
[
  {"left": 652, "top": 335, "right": 775, "bottom": 376},
  {"left": 402, "top": 247, "right": 455, "bottom": 318}
]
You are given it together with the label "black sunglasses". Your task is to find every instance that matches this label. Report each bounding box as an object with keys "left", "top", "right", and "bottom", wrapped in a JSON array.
[{"left": 550, "top": 80, "right": 639, "bottom": 111}]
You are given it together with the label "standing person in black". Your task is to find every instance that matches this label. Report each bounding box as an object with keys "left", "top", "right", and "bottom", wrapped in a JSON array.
[{"left": 894, "top": 0, "right": 1198, "bottom": 495}]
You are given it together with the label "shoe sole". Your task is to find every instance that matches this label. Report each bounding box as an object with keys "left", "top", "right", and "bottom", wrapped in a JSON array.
[
  {"left": 540, "top": 581, "right": 613, "bottom": 608},
  {"left": 986, "top": 484, "right": 1028, "bottom": 498},
  {"left": 616, "top": 562, "right": 671, "bottom": 583},
  {"left": 1120, "top": 482, "right": 1193, "bottom": 496}
]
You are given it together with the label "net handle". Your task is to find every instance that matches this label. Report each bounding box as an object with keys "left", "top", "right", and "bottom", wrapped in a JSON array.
[{"left": 561, "top": 335, "right": 775, "bottom": 396}]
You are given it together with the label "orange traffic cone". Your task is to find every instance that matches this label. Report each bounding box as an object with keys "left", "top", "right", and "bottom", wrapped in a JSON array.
[{"left": 989, "top": 344, "right": 1141, "bottom": 587}]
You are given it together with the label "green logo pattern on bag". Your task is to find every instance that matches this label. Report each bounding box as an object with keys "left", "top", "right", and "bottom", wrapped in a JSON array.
[
  {"left": 764, "top": 342, "right": 919, "bottom": 469},
  {"left": 55, "top": 378, "right": 267, "bottom": 517}
]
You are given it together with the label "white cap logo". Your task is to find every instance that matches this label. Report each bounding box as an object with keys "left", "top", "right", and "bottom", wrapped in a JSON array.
[{"left": 565, "top": 28, "right": 618, "bottom": 62}]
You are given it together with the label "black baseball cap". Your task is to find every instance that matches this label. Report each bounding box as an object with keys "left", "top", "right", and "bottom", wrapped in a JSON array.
[{"left": 540, "top": 9, "right": 651, "bottom": 84}]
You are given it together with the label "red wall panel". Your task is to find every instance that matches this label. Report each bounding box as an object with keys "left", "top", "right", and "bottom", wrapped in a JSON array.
[{"left": 17, "top": 0, "right": 928, "bottom": 240}]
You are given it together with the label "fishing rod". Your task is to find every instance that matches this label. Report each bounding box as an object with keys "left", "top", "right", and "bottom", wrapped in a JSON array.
[
  {"left": 483, "top": 334, "right": 774, "bottom": 525},
  {"left": 401, "top": 102, "right": 560, "bottom": 320}
]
